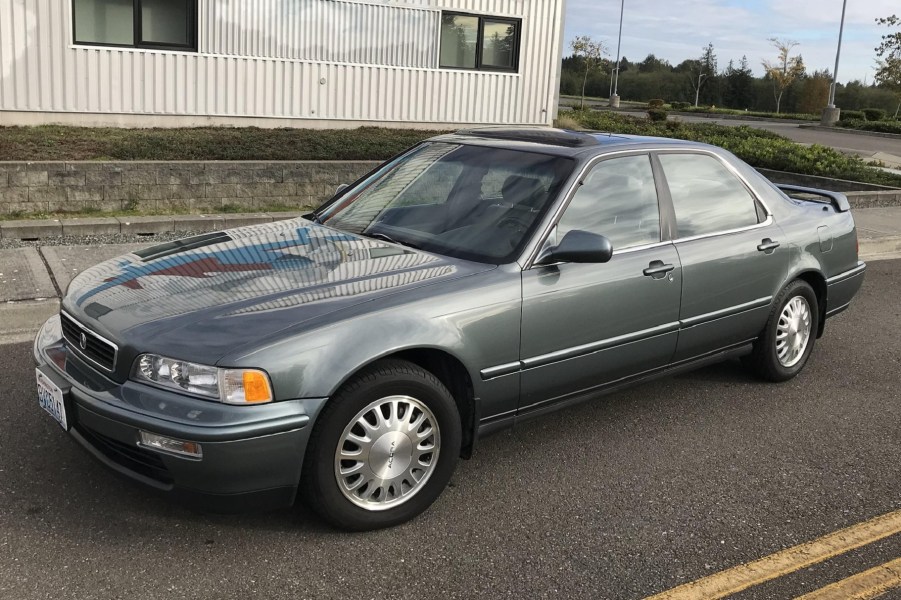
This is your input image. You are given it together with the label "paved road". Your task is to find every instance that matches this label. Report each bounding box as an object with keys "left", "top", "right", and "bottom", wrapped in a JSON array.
[{"left": 1, "top": 262, "right": 900, "bottom": 599}]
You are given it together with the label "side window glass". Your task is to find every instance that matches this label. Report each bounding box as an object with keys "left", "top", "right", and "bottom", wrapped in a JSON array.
[
  {"left": 658, "top": 153, "right": 760, "bottom": 238},
  {"left": 557, "top": 154, "right": 660, "bottom": 251}
]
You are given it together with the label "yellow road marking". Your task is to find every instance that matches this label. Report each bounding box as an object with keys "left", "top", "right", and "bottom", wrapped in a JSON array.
[
  {"left": 794, "top": 557, "right": 901, "bottom": 600},
  {"left": 644, "top": 510, "right": 901, "bottom": 600}
]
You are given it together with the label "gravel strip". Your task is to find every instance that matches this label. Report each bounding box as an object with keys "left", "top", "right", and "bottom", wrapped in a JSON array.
[{"left": 0, "top": 231, "right": 207, "bottom": 250}]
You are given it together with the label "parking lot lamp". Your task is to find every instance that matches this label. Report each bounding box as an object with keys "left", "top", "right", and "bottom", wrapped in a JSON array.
[
  {"left": 821, "top": 0, "right": 848, "bottom": 125},
  {"left": 609, "top": 0, "right": 625, "bottom": 108}
]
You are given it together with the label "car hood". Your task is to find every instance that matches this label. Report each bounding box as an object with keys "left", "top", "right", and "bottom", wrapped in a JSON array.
[{"left": 62, "top": 219, "right": 493, "bottom": 367}]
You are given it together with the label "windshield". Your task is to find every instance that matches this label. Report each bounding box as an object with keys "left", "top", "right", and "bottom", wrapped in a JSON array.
[{"left": 316, "top": 142, "right": 575, "bottom": 264}]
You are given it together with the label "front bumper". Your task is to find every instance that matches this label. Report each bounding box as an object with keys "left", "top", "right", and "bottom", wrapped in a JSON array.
[{"left": 33, "top": 315, "right": 327, "bottom": 512}]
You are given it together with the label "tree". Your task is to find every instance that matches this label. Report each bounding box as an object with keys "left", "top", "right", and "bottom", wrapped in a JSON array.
[
  {"left": 875, "top": 15, "right": 901, "bottom": 118},
  {"left": 762, "top": 38, "right": 805, "bottom": 113},
  {"left": 638, "top": 53, "right": 670, "bottom": 73},
  {"left": 723, "top": 56, "right": 754, "bottom": 109},
  {"left": 570, "top": 35, "right": 608, "bottom": 109},
  {"left": 798, "top": 69, "right": 831, "bottom": 114},
  {"left": 687, "top": 43, "right": 718, "bottom": 106}
]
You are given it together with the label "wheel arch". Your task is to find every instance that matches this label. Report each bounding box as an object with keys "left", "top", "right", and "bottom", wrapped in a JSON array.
[
  {"left": 331, "top": 347, "right": 479, "bottom": 459},
  {"left": 791, "top": 269, "right": 828, "bottom": 338}
]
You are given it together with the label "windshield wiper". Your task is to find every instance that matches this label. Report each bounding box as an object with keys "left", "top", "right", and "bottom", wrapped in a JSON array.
[{"left": 362, "top": 231, "right": 420, "bottom": 250}]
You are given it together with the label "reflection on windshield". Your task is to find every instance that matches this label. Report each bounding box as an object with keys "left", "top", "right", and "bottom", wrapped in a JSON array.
[{"left": 318, "top": 142, "right": 574, "bottom": 263}]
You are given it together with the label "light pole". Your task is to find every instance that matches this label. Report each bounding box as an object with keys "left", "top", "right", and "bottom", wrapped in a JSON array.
[
  {"left": 609, "top": 0, "right": 625, "bottom": 108},
  {"left": 821, "top": 0, "right": 848, "bottom": 125},
  {"left": 694, "top": 72, "right": 707, "bottom": 107}
]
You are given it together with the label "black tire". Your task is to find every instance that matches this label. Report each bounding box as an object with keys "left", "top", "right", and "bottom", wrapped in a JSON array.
[
  {"left": 301, "top": 359, "right": 461, "bottom": 531},
  {"left": 746, "top": 280, "right": 819, "bottom": 382}
]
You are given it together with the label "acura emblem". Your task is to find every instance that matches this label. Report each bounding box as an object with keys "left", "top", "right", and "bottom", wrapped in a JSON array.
[{"left": 80, "top": 332, "right": 87, "bottom": 350}]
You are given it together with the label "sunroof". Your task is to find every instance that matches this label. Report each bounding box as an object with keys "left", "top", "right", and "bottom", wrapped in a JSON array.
[{"left": 455, "top": 128, "right": 600, "bottom": 148}]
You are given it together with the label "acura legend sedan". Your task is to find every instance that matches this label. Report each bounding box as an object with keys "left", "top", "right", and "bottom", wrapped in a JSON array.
[{"left": 34, "top": 128, "right": 866, "bottom": 530}]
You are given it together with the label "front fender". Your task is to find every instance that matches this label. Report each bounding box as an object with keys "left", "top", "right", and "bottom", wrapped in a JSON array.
[{"left": 221, "top": 268, "right": 523, "bottom": 406}]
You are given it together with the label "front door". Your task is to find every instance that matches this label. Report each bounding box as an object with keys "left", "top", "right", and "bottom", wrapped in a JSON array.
[{"left": 519, "top": 154, "right": 682, "bottom": 412}]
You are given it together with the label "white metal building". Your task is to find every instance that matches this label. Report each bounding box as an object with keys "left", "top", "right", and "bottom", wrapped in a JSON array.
[{"left": 0, "top": 0, "right": 565, "bottom": 129}]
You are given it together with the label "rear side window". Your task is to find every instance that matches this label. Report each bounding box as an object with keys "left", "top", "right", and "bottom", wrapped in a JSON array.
[
  {"left": 658, "top": 153, "right": 760, "bottom": 238},
  {"left": 557, "top": 154, "right": 660, "bottom": 251}
]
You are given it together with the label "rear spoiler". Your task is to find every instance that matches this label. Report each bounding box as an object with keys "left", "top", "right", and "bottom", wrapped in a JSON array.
[{"left": 776, "top": 184, "right": 851, "bottom": 212}]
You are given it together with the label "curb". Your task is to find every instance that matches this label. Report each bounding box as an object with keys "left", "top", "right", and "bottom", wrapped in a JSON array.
[
  {"left": 860, "top": 235, "right": 901, "bottom": 259},
  {"left": 0, "top": 298, "right": 59, "bottom": 346},
  {"left": 0, "top": 211, "right": 302, "bottom": 240}
]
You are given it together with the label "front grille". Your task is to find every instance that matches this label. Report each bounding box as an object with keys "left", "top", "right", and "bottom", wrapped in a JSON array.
[
  {"left": 60, "top": 312, "right": 117, "bottom": 372},
  {"left": 75, "top": 424, "right": 173, "bottom": 485}
]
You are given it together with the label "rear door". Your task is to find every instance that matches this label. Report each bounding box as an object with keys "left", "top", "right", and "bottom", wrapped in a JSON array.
[
  {"left": 655, "top": 151, "right": 788, "bottom": 362},
  {"left": 519, "top": 153, "right": 682, "bottom": 411}
]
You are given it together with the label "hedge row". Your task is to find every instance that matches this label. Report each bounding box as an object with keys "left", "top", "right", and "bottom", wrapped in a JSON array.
[
  {"left": 835, "top": 119, "right": 901, "bottom": 135},
  {"left": 568, "top": 110, "right": 901, "bottom": 187}
]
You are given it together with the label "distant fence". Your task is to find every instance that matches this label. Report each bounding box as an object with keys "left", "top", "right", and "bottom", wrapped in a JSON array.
[{"left": 0, "top": 161, "right": 381, "bottom": 215}]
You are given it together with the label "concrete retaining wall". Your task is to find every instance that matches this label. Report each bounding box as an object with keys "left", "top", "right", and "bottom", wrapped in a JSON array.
[
  {"left": 0, "top": 161, "right": 380, "bottom": 215},
  {"left": 3, "top": 161, "right": 899, "bottom": 217}
]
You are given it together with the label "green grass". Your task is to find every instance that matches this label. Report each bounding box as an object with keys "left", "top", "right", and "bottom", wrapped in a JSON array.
[
  {"left": 0, "top": 125, "right": 448, "bottom": 162},
  {"left": 2, "top": 118, "right": 898, "bottom": 201}
]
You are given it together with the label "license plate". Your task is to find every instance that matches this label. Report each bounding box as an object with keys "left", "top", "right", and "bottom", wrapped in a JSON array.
[{"left": 36, "top": 368, "right": 68, "bottom": 431}]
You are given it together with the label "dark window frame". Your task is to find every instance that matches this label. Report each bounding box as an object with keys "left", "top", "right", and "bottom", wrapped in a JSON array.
[
  {"left": 72, "top": 0, "right": 199, "bottom": 52},
  {"left": 654, "top": 150, "right": 765, "bottom": 239},
  {"left": 439, "top": 11, "right": 521, "bottom": 73},
  {"left": 555, "top": 152, "right": 664, "bottom": 251}
]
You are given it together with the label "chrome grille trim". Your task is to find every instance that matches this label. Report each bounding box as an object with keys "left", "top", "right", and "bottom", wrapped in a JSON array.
[{"left": 60, "top": 310, "right": 118, "bottom": 373}]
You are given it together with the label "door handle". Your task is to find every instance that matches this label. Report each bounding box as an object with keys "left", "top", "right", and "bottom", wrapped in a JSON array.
[
  {"left": 643, "top": 260, "right": 675, "bottom": 279},
  {"left": 758, "top": 238, "right": 780, "bottom": 253}
]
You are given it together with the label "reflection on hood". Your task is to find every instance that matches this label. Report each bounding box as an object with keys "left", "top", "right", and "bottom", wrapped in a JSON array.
[{"left": 65, "top": 219, "right": 455, "bottom": 325}]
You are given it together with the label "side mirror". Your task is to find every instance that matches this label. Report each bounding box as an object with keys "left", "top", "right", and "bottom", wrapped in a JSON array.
[
  {"left": 535, "top": 230, "right": 613, "bottom": 266},
  {"left": 335, "top": 183, "right": 349, "bottom": 195}
]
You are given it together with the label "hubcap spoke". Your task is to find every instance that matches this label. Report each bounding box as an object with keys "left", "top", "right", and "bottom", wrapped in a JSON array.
[
  {"left": 334, "top": 395, "right": 441, "bottom": 512},
  {"left": 776, "top": 295, "right": 812, "bottom": 368}
]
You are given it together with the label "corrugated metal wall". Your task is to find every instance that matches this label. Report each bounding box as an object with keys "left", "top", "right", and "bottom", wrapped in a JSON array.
[{"left": 0, "top": 0, "right": 564, "bottom": 126}]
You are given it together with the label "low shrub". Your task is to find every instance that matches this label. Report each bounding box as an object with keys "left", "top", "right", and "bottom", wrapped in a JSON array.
[
  {"left": 567, "top": 110, "right": 901, "bottom": 187},
  {"left": 671, "top": 101, "right": 691, "bottom": 110},
  {"left": 837, "top": 118, "right": 866, "bottom": 128},
  {"left": 648, "top": 99, "right": 665, "bottom": 109},
  {"left": 554, "top": 114, "right": 583, "bottom": 130},
  {"left": 841, "top": 110, "right": 866, "bottom": 121},
  {"left": 836, "top": 118, "right": 901, "bottom": 134},
  {"left": 857, "top": 121, "right": 901, "bottom": 134},
  {"left": 862, "top": 108, "right": 886, "bottom": 121},
  {"left": 647, "top": 109, "right": 668, "bottom": 122}
]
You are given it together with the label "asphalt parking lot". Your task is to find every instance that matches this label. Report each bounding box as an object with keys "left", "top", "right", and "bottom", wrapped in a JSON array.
[{"left": 1, "top": 260, "right": 899, "bottom": 600}]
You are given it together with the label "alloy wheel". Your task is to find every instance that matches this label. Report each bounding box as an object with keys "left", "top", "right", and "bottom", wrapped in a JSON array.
[
  {"left": 776, "top": 296, "right": 812, "bottom": 368},
  {"left": 334, "top": 395, "right": 440, "bottom": 511}
]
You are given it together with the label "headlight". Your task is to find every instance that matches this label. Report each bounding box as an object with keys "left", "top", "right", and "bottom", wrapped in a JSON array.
[{"left": 133, "top": 354, "right": 273, "bottom": 405}]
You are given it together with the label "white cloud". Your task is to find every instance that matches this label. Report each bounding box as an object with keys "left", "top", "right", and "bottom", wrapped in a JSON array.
[{"left": 563, "top": 0, "right": 895, "bottom": 82}]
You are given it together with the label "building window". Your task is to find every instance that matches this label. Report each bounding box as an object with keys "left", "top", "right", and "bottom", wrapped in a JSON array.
[
  {"left": 439, "top": 12, "right": 520, "bottom": 72},
  {"left": 73, "top": 0, "right": 197, "bottom": 51}
]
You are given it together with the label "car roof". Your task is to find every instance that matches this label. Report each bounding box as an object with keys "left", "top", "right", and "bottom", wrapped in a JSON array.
[{"left": 433, "top": 127, "right": 702, "bottom": 158}]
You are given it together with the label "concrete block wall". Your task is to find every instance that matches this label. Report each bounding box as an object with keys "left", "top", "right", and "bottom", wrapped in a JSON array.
[{"left": 0, "top": 161, "right": 380, "bottom": 215}]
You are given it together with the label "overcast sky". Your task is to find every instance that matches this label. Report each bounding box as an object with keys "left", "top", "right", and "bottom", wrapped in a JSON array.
[{"left": 563, "top": 0, "right": 897, "bottom": 83}]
